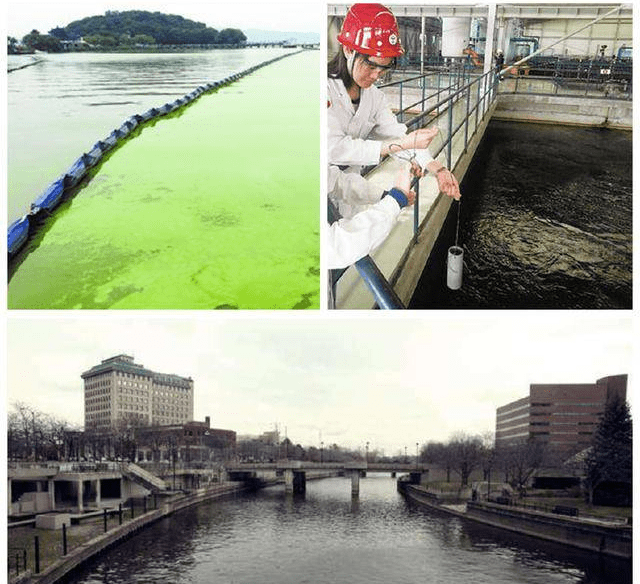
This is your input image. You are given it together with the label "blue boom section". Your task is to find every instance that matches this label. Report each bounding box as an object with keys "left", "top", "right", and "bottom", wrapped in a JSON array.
[{"left": 8, "top": 52, "right": 301, "bottom": 259}]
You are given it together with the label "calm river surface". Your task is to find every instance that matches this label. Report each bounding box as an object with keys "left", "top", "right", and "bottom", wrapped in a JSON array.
[
  {"left": 7, "top": 49, "right": 293, "bottom": 223},
  {"left": 66, "top": 476, "right": 630, "bottom": 584},
  {"left": 410, "top": 121, "right": 632, "bottom": 309}
]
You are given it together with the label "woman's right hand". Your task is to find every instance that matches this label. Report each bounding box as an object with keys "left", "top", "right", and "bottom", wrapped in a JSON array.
[{"left": 403, "top": 127, "right": 439, "bottom": 150}]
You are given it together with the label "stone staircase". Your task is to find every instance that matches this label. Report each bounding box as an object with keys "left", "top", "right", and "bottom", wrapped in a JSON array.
[{"left": 123, "top": 463, "right": 167, "bottom": 492}]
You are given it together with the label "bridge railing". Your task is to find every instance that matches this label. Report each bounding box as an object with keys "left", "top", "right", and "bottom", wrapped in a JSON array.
[
  {"left": 330, "top": 66, "right": 499, "bottom": 309},
  {"left": 226, "top": 461, "right": 429, "bottom": 473}
]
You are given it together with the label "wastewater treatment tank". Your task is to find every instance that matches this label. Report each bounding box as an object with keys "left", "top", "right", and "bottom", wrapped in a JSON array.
[{"left": 410, "top": 120, "right": 632, "bottom": 309}]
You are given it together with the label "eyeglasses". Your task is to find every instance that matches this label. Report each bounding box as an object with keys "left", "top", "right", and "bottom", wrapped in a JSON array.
[{"left": 360, "top": 55, "right": 394, "bottom": 73}]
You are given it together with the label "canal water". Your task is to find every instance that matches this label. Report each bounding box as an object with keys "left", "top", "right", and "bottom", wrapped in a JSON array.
[
  {"left": 410, "top": 121, "right": 632, "bottom": 309},
  {"left": 66, "top": 476, "right": 630, "bottom": 584},
  {"left": 8, "top": 50, "right": 319, "bottom": 309}
]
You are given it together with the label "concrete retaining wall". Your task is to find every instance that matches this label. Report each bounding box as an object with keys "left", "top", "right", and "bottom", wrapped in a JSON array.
[
  {"left": 465, "top": 501, "right": 632, "bottom": 560},
  {"left": 401, "top": 483, "right": 631, "bottom": 560},
  {"left": 494, "top": 93, "right": 632, "bottom": 129},
  {"left": 20, "top": 483, "right": 247, "bottom": 584}
]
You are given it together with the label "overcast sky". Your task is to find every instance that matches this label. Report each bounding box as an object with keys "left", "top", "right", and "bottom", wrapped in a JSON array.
[
  {"left": 6, "top": 0, "right": 321, "bottom": 40},
  {"left": 6, "top": 313, "right": 633, "bottom": 456}
]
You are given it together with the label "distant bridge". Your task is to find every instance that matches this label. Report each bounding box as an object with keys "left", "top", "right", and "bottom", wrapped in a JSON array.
[{"left": 224, "top": 461, "right": 429, "bottom": 495}]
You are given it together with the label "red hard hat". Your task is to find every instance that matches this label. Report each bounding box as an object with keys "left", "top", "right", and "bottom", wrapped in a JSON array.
[{"left": 337, "top": 3, "right": 404, "bottom": 58}]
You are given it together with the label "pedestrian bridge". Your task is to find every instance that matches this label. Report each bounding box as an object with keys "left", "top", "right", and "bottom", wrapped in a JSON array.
[{"left": 225, "top": 461, "right": 429, "bottom": 495}]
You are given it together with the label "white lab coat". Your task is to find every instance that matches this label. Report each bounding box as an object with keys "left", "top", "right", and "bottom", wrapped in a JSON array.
[
  {"left": 326, "top": 166, "right": 402, "bottom": 269},
  {"left": 327, "top": 77, "right": 433, "bottom": 218}
]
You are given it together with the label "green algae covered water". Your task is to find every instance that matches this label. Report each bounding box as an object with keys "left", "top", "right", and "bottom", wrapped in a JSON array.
[{"left": 8, "top": 51, "right": 319, "bottom": 309}]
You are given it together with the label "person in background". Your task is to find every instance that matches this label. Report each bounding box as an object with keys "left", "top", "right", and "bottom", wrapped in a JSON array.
[{"left": 328, "top": 2, "right": 460, "bottom": 220}]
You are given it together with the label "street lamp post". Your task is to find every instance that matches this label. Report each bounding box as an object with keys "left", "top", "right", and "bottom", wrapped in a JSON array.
[{"left": 321, "top": 441, "right": 324, "bottom": 463}]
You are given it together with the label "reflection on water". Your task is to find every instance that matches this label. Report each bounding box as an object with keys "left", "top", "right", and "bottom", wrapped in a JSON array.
[
  {"left": 410, "top": 121, "right": 632, "bottom": 309},
  {"left": 66, "top": 476, "right": 630, "bottom": 584}
]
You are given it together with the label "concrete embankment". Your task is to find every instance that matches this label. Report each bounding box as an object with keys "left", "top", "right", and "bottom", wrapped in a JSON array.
[
  {"left": 13, "top": 482, "right": 250, "bottom": 584},
  {"left": 494, "top": 92, "right": 632, "bottom": 129},
  {"left": 400, "top": 483, "right": 631, "bottom": 560}
]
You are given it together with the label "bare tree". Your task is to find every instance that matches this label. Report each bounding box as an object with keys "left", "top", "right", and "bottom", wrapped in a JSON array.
[
  {"left": 479, "top": 431, "right": 496, "bottom": 482},
  {"left": 421, "top": 441, "right": 454, "bottom": 482},
  {"left": 8, "top": 402, "right": 76, "bottom": 461},
  {"left": 495, "top": 438, "right": 545, "bottom": 492},
  {"left": 449, "top": 433, "right": 485, "bottom": 487}
]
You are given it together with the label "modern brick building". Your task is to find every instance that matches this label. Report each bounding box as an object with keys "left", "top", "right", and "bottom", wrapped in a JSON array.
[
  {"left": 495, "top": 374, "right": 627, "bottom": 457},
  {"left": 82, "top": 354, "right": 194, "bottom": 431}
]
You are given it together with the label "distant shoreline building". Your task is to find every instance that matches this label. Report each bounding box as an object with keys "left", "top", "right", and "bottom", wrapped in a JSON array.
[
  {"left": 82, "top": 354, "right": 194, "bottom": 431},
  {"left": 495, "top": 374, "right": 627, "bottom": 457},
  {"left": 135, "top": 416, "right": 236, "bottom": 463}
]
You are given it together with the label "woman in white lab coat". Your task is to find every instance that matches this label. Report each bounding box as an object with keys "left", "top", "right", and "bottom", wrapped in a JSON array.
[{"left": 328, "top": 3, "right": 460, "bottom": 219}]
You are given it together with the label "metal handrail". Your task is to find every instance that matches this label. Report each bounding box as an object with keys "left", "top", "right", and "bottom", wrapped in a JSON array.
[
  {"left": 503, "top": 71, "right": 632, "bottom": 100},
  {"left": 7, "top": 546, "right": 28, "bottom": 577},
  {"left": 403, "top": 69, "right": 498, "bottom": 242},
  {"left": 354, "top": 256, "right": 405, "bottom": 309},
  {"left": 332, "top": 67, "right": 500, "bottom": 310}
]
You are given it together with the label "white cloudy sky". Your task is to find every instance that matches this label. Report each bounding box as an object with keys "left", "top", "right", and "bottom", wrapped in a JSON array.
[
  {"left": 6, "top": 0, "right": 321, "bottom": 40},
  {"left": 6, "top": 313, "right": 633, "bottom": 456}
]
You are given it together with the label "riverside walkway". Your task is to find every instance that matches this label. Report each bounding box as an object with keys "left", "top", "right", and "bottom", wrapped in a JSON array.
[{"left": 8, "top": 483, "right": 249, "bottom": 584}]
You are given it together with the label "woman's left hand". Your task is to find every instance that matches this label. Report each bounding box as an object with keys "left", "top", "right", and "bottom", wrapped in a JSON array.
[{"left": 436, "top": 168, "right": 461, "bottom": 200}]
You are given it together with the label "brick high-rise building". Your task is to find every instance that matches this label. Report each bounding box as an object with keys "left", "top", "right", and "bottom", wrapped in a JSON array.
[
  {"left": 82, "top": 354, "right": 194, "bottom": 431},
  {"left": 495, "top": 374, "right": 627, "bottom": 457}
]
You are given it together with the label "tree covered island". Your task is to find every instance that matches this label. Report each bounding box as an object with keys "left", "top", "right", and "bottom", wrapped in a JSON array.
[{"left": 8, "top": 10, "right": 248, "bottom": 53}]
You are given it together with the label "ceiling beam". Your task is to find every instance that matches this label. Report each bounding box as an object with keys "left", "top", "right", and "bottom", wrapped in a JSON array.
[{"left": 327, "top": 4, "right": 632, "bottom": 21}]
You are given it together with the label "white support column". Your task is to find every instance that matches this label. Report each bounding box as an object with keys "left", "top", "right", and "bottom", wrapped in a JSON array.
[
  {"left": 483, "top": 3, "right": 497, "bottom": 76},
  {"left": 497, "top": 18, "right": 507, "bottom": 57},
  {"left": 420, "top": 15, "right": 425, "bottom": 77},
  {"left": 77, "top": 479, "right": 83, "bottom": 513},
  {"left": 96, "top": 479, "right": 101, "bottom": 506},
  {"left": 351, "top": 470, "right": 360, "bottom": 497},
  {"left": 48, "top": 479, "right": 55, "bottom": 511},
  {"left": 284, "top": 469, "right": 294, "bottom": 494}
]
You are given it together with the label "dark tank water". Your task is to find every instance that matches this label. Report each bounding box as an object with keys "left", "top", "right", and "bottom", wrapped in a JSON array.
[
  {"left": 65, "top": 476, "right": 630, "bottom": 584},
  {"left": 410, "top": 121, "right": 632, "bottom": 309}
]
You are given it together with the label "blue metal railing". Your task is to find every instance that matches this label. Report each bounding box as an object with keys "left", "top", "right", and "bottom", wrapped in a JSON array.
[
  {"left": 379, "top": 67, "right": 499, "bottom": 241},
  {"left": 354, "top": 256, "right": 405, "bottom": 309},
  {"left": 332, "top": 66, "right": 500, "bottom": 309}
]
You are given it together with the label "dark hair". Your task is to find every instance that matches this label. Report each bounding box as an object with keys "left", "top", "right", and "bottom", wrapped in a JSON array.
[
  {"left": 328, "top": 49, "right": 353, "bottom": 89},
  {"left": 328, "top": 50, "right": 396, "bottom": 89}
]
